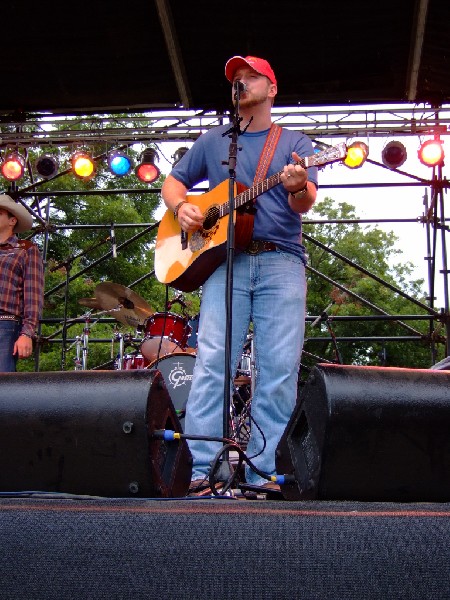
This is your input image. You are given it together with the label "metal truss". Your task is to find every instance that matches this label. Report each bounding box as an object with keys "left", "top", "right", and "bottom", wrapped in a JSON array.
[
  {"left": 1, "top": 104, "right": 449, "bottom": 148},
  {"left": 1, "top": 103, "right": 449, "bottom": 369}
]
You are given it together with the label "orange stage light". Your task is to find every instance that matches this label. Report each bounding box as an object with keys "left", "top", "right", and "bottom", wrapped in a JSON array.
[
  {"left": 72, "top": 150, "right": 95, "bottom": 180},
  {"left": 343, "top": 141, "right": 369, "bottom": 169},
  {"left": 1, "top": 152, "right": 25, "bottom": 181}
]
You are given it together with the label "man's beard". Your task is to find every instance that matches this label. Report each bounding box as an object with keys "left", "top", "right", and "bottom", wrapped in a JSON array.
[{"left": 234, "top": 90, "right": 268, "bottom": 109}]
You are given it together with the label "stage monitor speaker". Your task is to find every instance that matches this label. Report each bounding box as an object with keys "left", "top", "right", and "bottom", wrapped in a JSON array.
[
  {"left": 0, "top": 370, "right": 192, "bottom": 498},
  {"left": 276, "top": 364, "right": 450, "bottom": 502}
]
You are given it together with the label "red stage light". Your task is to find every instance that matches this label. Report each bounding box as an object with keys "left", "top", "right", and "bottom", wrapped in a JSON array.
[
  {"left": 1, "top": 152, "right": 25, "bottom": 181},
  {"left": 418, "top": 139, "right": 444, "bottom": 167},
  {"left": 135, "top": 148, "right": 160, "bottom": 183}
]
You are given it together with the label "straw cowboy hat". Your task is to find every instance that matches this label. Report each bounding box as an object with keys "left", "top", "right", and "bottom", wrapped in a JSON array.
[{"left": 0, "top": 194, "right": 33, "bottom": 233}]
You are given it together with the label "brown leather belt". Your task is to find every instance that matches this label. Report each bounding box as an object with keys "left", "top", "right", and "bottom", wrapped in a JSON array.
[
  {"left": 0, "top": 314, "right": 20, "bottom": 321},
  {"left": 244, "top": 240, "right": 277, "bottom": 255}
]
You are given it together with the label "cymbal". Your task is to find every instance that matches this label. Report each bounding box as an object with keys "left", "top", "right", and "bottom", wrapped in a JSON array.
[
  {"left": 94, "top": 282, "right": 153, "bottom": 327},
  {"left": 78, "top": 297, "right": 103, "bottom": 309}
]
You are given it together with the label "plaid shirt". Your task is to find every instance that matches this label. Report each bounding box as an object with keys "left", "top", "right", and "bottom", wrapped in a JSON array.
[{"left": 0, "top": 235, "right": 44, "bottom": 338}]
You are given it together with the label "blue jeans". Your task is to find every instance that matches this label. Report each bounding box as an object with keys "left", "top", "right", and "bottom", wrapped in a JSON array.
[
  {"left": 0, "top": 320, "right": 20, "bottom": 372},
  {"left": 184, "top": 249, "right": 306, "bottom": 486}
]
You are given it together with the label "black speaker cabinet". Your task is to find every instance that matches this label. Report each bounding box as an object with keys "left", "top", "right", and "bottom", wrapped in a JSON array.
[
  {"left": 0, "top": 370, "right": 192, "bottom": 497},
  {"left": 276, "top": 364, "right": 450, "bottom": 502}
]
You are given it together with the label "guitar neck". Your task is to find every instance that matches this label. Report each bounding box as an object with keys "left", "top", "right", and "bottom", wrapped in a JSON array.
[
  {"left": 218, "top": 143, "right": 347, "bottom": 217},
  {"left": 217, "top": 170, "right": 279, "bottom": 219},
  {"left": 224, "top": 159, "right": 307, "bottom": 216}
]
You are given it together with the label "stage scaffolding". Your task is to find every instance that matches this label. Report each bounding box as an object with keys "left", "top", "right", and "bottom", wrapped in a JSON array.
[{"left": 1, "top": 104, "right": 449, "bottom": 370}]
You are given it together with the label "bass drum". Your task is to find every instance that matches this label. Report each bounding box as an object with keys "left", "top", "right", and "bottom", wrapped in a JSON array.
[{"left": 147, "top": 352, "right": 196, "bottom": 431}]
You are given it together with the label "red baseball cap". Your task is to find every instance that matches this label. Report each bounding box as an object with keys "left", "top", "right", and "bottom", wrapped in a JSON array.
[{"left": 225, "top": 55, "right": 277, "bottom": 86}]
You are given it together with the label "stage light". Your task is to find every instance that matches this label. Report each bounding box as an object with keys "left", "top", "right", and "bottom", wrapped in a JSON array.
[
  {"left": 343, "top": 141, "right": 369, "bottom": 169},
  {"left": 381, "top": 141, "right": 407, "bottom": 169},
  {"left": 71, "top": 150, "right": 95, "bottom": 180},
  {"left": 172, "top": 147, "right": 189, "bottom": 167},
  {"left": 418, "top": 139, "right": 444, "bottom": 167},
  {"left": 135, "top": 148, "right": 160, "bottom": 183},
  {"left": 1, "top": 151, "right": 25, "bottom": 181},
  {"left": 108, "top": 152, "right": 133, "bottom": 177},
  {"left": 35, "top": 154, "right": 59, "bottom": 179}
]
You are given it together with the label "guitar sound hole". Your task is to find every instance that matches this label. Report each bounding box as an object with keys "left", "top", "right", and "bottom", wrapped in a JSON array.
[{"left": 203, "top": 206, "right": 219, "bottom": 231}]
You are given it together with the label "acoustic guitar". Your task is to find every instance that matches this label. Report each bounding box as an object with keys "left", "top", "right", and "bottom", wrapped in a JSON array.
[{"left": 155, "top": 142, "right": 347, "bottom": 292}]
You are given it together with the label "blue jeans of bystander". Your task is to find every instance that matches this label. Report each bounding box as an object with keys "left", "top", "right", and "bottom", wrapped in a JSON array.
[{"left": 0, "top": 320, "right": 20, "bottom": 372}]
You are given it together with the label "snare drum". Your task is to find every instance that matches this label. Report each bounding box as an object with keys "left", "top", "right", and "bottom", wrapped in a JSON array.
[
  {"left": 140, "top": 312, "right": 191, "bottom": 363},
  {"left": 148, "top": 352, "right": 196, "bottom": 430},
  {"left": 122, "top": 353, "right": 149, "bottom": 370}
]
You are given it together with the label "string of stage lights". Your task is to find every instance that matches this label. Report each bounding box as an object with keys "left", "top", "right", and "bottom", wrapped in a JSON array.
[
  {"left": 0, "top": 137, "right": 445, "bottom": 184},
  {"left": 0, "top": 147, "right": 165, "bottom": 184}
]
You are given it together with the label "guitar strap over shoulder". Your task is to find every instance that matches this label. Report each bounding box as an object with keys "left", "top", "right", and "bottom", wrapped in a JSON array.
[{"left": 253, "top": 122, "right": 282, "bottom": 186}]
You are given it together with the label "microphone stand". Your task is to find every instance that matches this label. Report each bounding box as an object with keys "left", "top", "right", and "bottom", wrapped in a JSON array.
[
  {"left": 49, "top": 235, "right": 111, "bottom": 370},
  {"left": 311, "top": 301, "right": 343, "bottom": 364},
  {"left": 216, "top": 84, "right": 248, "bottom": 483}
]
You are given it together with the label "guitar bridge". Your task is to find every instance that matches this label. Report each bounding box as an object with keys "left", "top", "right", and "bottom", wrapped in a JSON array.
[{"left": 190, "top": 231, "right": 205, "bottom": 252}]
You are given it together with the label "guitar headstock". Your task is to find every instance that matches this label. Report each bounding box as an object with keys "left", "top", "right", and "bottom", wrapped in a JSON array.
[{"left": 305, "top": 142, "right": 348, "bottom": 168}]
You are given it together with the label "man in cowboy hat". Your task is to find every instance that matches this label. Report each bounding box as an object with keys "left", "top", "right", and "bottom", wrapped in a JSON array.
[{"left": 0, "top": 194, "right": 44, "bottom": 371}]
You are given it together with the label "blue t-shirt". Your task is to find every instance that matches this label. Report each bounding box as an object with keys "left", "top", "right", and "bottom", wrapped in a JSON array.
[{"left": 170, "top": 123, "right": 319, "bottom": 261}]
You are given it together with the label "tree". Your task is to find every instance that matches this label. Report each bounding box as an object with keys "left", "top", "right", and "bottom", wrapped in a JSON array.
[
  {"left": 301, "top": 198, "right": 441, "bottom": 375},
  {"left": 11, "top": 127, "right": 440, "bottom": 373},
  {"left": 12, "top": 131, "right": 200, "bottom": 372}
]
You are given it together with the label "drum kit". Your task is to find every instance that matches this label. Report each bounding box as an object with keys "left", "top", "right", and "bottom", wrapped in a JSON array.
[
  {"left": 78, "top": 282, "right": 198, "bottom": 364},
  {"left": 75, "top": 281, "right": 254, "bottom": 434},
  {"left": 77, "top": 282, "right": 198, "bottom": 426}
]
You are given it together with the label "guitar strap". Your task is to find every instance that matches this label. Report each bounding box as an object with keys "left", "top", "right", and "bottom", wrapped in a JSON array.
[{"left": 253, "top": 122, "right": 282, "bottom": 187}]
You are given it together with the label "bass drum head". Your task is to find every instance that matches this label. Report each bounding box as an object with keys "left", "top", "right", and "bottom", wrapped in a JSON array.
[{"left": 148, "top": 352, "right": 196, "bottom": 430}]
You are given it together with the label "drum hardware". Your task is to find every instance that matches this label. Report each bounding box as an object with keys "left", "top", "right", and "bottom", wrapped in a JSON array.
[
  {"left": 186, "top": 313, "right": 200, "bottom": 352},
  {"left": 112, "top": 331, "right": 126, "bottom": 370},
  {"left": 122, "top": 352, "right": 149, "bottom": 370},
  {"left": 94, "top": 282, "right": 154, "bottom": 328},
  {"left": 112, "top": 330, "right": 146, "bottom": 370},
  {"left": 231, "top": 333, "right": 255, "bottom": 447},
  {"left": 68, "top": 335, "right": 84, "bottom": 370},
  {"left": 167, "top": 293, "right": 187, "bottom": 312},
  {"left": 235, "top": 333, "right": 256, "bottom": 392},
  {"left": 66, "top": 311, "right": 97, "bottom": 370}
]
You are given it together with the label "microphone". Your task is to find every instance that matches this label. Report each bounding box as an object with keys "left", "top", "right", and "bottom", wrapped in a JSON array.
[
  {"left": 233, "top": 80, "right": 247, "bottom": 96},
  {"left": 110, "top": 224, "right": 117, "bottom": 259}
]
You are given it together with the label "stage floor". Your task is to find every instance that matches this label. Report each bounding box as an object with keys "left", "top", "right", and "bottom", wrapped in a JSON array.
[{"left": 1, "top": 495, "right": 449, "bottom": 599}]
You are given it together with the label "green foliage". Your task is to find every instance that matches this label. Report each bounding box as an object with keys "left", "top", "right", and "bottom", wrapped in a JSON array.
[
  {"left": 8, "top": 127, "right": 442, "bottom": 373},
  {"left": 4, "top": 123, "right": 200, "bottom": 372},
  {"left": 301, "top": 198, "right": 443, "bottom": 375}
]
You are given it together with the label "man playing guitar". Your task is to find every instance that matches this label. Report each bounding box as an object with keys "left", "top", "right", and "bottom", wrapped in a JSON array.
[{"left": 160, "top": 55, "right": 318, "bottom": 496}]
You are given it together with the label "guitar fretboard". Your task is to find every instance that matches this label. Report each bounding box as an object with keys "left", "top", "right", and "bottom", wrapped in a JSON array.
[
  {"left": 215, "top": 142, "right": 346, "bottom": 218},
  {"left": 219, "top": 160, "right": 306, "bottom": 218}
]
